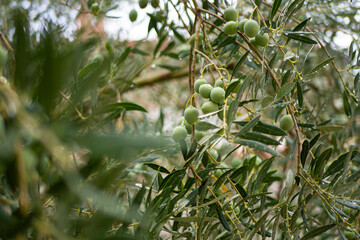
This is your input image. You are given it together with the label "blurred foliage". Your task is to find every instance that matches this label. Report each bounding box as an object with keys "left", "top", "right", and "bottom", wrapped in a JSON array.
[{"left": 0, "top": 0, "right": 360, "bottom": 240}]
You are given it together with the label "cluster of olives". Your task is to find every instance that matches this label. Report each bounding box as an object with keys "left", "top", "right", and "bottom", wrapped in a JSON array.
[
  {"left": 222, "top": 7, "right": 269, "bottom": 48},
  {"left": 129, "top": 0, "right": 160, "bottom": 22},
  {"left": 172, "top": 77, "right": 242, "bottom": 142}
]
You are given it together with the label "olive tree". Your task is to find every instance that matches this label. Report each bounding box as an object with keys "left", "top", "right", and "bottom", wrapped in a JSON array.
[{"left": 0, "top": 0, "right": 359, "bottom": 239}]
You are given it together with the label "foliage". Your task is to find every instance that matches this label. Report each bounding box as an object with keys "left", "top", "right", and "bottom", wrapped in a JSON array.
[{"left": 0, "top": 0, "right": 360, "bottom": 239}]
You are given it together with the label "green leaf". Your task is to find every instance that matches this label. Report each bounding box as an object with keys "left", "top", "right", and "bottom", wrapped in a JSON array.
[
  {"left": 271, "top": 0, "right": 282, "bottom": 20},
  {"left": 230, "top": 165, "right": 248, "bottom": 181},
  {"left": 247, "top": 211, "right": 270, "bottom": 239},
  {"left": 225, "top": 80, "right": 242, "bottom": 97},
  {"left": 283, "top": 32, "right": 317, "bottom": 44},
  {"left": 186, "top": 139, "right": 197, "bottom": 159},
  {"left": 158, "top": 64, "right": 181, "bottom": 71},
  {"left": 99, "top": 102, "right": 148, "bottom": 113},
  {"left": 196, "top": 121, "right": 219, "bottom": 131},
  {"left": 300, "top": 224, "right": 336, "bottom": 240},
  {"left": 276, "top": 82, "right": 296, "bottom": 99},
  {"left": 215, "top": 204, "right": 231, "bottom": 231},
  {"left": 254, "top": 158, "right": 274, "bottom": 191},
  {"left": 300, "top": 140, "right": 310, "bottom": 167},
  {"left": 240, "top": 132, "right": 280, "bottom": 145},
  {"left": 118, "top": 47, "right": 131, "bottom": 65},
  {"left": 347, "top": 170, "right": 360, "bottom": 182},
  {"left": 261, "top": 96, "right": 274, "bottom": 108},
  {"left": 179, "top": 139, "right": 187, "bottom": 160},
  {"left": 235, "top": 140, "right": 283, "bottom": 157},
  {"left": 144, "top": 163, "right": 170, "bottom": 174},
  {"left": 316, "top": 125, "right": 344, "bottom": 132},
  {"left": 236, "top": 115, "right": 261, "bottom": 137},
  {"left": 297, "top": 80, "right": 303, "bottom": 108},
  {"left": 235, "top": 120, "right": 287, "bottom": 136},
  {"left": 343, "top": 91, "right": 352, "bottom": 117},
  {"left": 307, "top": 57, "right": 335, "bottom": 75},
  {"left": 335, "top": 199, "right": 360, "bottom": 211},
  {"left": 230, "top": 50, "right": 250, "bottom": 81}
]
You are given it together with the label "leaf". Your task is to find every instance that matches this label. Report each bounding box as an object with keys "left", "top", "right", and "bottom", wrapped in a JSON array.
[
  {"left": 225, "top": 80, "right": 242, "bottom": 97},
  {"left": 283, "top": 32, "right": 317, "bottom": 44},
  {"left": 316, "top": 125, "right": 344, "bottom": 132},
  {"left": 254, "top": 158, "right": 274, "bottom": 191},
  {"left": 235, "top": 120, "right": 287, "bottom": 136},
  {"left": 230, "top": 165, "right": 248, "bottom": 181},
  {"left": 300, "top": 140, "right": 310, "bottom": 167},
  {"left": 297, "top": 80, "right": 303, "bottom": 108},
  {"left": 235, "top": 140, "right": 283, "bottom": 157},
  {"left": 144, "top": 163, "right": 170, "bottom": 174},
  {"left": 230, "top": 50, "right": 250, "bottom": 81},
  {"left": 343, "top": 91, "right": 352, "bottom": 117},
  {"left": 309, "top": 134, "right": 320, "bottom": 149},
  {"left": 196, "top": 121, "right": 219, "bottom": 131},
  {"left": 347, "top": 170, "right": 360, "bottom": 182},
  {"left": 271, "top": 0, "right": 282, "bottom": 20},
  {"left": 261, "top": 96, "right": 274, "bottom": 108},
  {"left": 276, "top": 82, "right": 296, "bottom": 99},
  {"left": 307, "top": 57, "right": 335, "bottom": 75},
  {"left": 118, "top": 47, "right": 131, "bottom": 65},
  {"left": 247, "top": 211, "right": 270, "bottom": 239},
  {"left": 236, "top": 115, "right": 261, "bottom": 137},
  {"left": 99, "top": 102, "right": 148, "bottom": 113},
  {"left": 300, "top": 224, "right": 336, "bottom": 240},
  {"left": 186, "top": 139, "right": 197, "bottom": 159},
  {"left": 179, "top": 139, "right": 187, "bottom": 159},
  {"left": 215, "top": 204, "right": 231, "bottom": 231},
  {"left": 240, "top": 132, "right": 280, "bottom": 145},
  {"left": 335, "top": 199, "right": 360, "bottom": 211}
]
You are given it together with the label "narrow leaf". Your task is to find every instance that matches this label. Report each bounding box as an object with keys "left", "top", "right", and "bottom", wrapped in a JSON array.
[
  {"left": 215, "top": 204, "right": 231, "bottom": 231},
  {"left": 300, "top": 224, "right": 336, "bottom": 240},
  {"left": 271, "top": 0, "right": 282, "bottom": 20},
  {"left": 237, "top": 115, "right": 261, "bottom": 137},
  {"left": 307, "top": 57, "right": 335, "bottom": 75},
  {"left": 235, "top": 140, "right": 283, "bottom": 157},
  {"left": 276, "top": 82, "right": 296, "bottom": 99},
  {"left": 283, "top": 32, "right": 317, "bottom": 44}
]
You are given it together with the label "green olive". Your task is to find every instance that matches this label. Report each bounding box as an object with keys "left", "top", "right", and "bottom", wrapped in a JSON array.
[
  {"left": 255, "top": 33, "right": 269, "bottom": 47},
  {"left": 279, "top": 114, "right": 294, "bottom": 131},
  {"left": 224, "top": 21, "right": 238, "bottom": 35},
  {"left": 238, "top": 18, "right": 248, "bottom": 32},
  {"left": 177, "top": 116, "right": 192, "bottom": 134},
  {"left": 129, "top": 9, "right": 138, "bottom": 22},
  {"left": 210, "top": 149, "right": 219, "bottom": 160},
  {"left": 139, "top": 0, "right": 148, "bottom": 9},
  {"left": 210, "top": 87, "right": 226, "bottom": 104},
  {"left": 202, "top": 101, "right": 219, "bottom": 114},
  {"left": 215, "top": 78, "right": 229, "bottom": 88},
  {"left": 172, "top": 126, "right": 187, "bottom": 142},
  {"left": 224, "top": 7, "right": 237, "bottom": 22},
  {"left": 194, "top": 78, "right": 207, "bottom": 93},
  {"left": 189, "top": 33, "right": 204, "bottom": 46},
  {"left": 244, "top": 19, "right": 259, "bottom": 38},
  {"left": 199, "top": 84, "right": 213, "bottom": 99},
  {"left": 151, "top": 0, "right": 159, "bottom": 8},
  {"left": 184, "top": 107, "right": 199, "bottom": 125}
]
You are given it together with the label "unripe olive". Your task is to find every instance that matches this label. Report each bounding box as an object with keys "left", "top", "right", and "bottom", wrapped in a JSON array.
[
  {"left": 244, "top": 19, "right": 259, "bottom": 38},
  {"left": 202, "top": 101, "right": 219, "bottom": 114},
  {"left": 215, "top": 78, "right": 229, "bottom": 88},
  {"left": 194, "top": 78, "right": 207, "bottom": 93},
  {"left": 231, "top": 158, "right": 242, "bottom": 168},
  {"left": 224, "top": 7, "right": 237, "bottom": 22},
  {"left": 344, "top": 231, "right": 356, "bottom": 240},
  {"left": 249, "top": 37, "right": 259, "bottom": 49},
  {"left": 238, "top": 18, "right": 248, "bottom": 32},
  {"left": 210, "top": 87, "right": 226, "bottom": 104},
  {"left": 189, "top": 33, "right": 204, "bottom": 46},
  {"left": 215, "top": 169, "right": 223, "bottom": 178},
  {"left": 184, "top": 107, "right": 199, "bottom": 125},
  {"left": 151, "top": 0, "right": 159, "bottom": 8},
  {"left": 199, "top": 84, "right": 213, "bottom": 98},
  {"left": 139, "top": 0, "right": 148, "bottom": 9},
  {"left": 279, "top": 114, "right": 294, "bottom": 131},
  {"left": 0, "top": 46, "right": 8, "bottom": 67},
  {"left": 91, "top": 3, "right": 100, "bottom": 14},
  {"left": 195, "top": 130, "right": 206, "bottom": 141},
  {"left": 129, "top": 9, "right": 138, "bottom": 22},
  {"left": 255, "top": 33, "right": 269, "bottom": 47},
  {"left": 172, "top": 126, "right": 187, "bottom": 142},
  {"left": 223, "top": 21, "right": 238, "bottom": 35},
  {"left": 177, "top": 117, "right": 192, "bottom": 133},
  {"left": 234, "top": 206, "right": 240, "bottom": 214}
]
